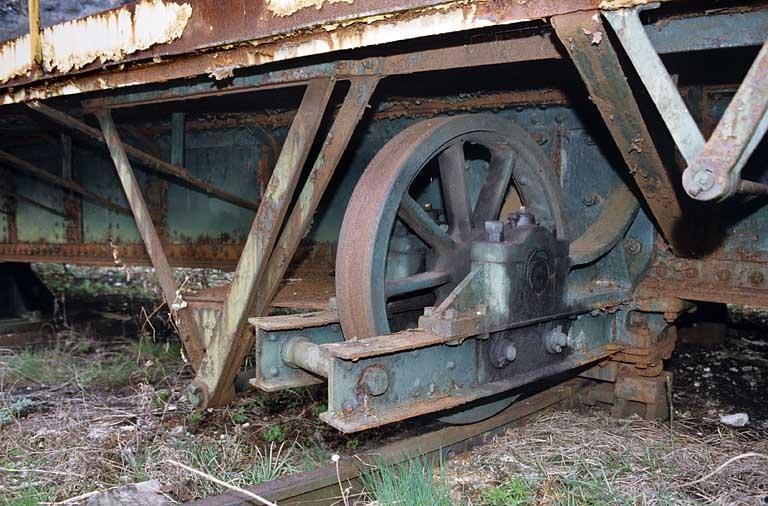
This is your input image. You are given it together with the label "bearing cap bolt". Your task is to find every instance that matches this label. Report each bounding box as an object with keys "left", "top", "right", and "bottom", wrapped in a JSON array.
[
  {"left": 485, "top": 220, "right": 503, "bottom": 242},
  {"left": 508, "top": 206, "right": 535, "bottom": 227}
]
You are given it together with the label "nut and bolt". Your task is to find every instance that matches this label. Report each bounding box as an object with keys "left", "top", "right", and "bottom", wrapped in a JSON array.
[
  {"left": 582, "top": 193, "right": 599, "bottom": 207},
  {"left": 624, "top": 237, "right": 642, "bottom": 256},
  {"left": 444, "top": 308, "right": 458, "bottom": 320},
  {"left": 545, "top": 327, "right": 568, "bottom": 354},
  {"left": 485, "top": 220, "right": 503, "bottom": 242},
  {"left": 692, "top": 170, "right": 715, "bottom": 192},
  {"left": 360, "top": 366, "right": 390, "bottom": 397},
  {"left": 446, "top": 360, "right": 456, "bottom": 370},
  {"left": 503, "top": 342, "right": 517, "bottom": 363},
  {"left": 508, "top": 206, "right": 535, "bottom": 227},
  {"left": 716, "top": 269, "right": 731, "bottom": 282},
  {"left": 423, "top": 306, "right": 435, "bottom": 317},
  {"left": 269, "top": 367, "right": 280, "bottom": 377}
]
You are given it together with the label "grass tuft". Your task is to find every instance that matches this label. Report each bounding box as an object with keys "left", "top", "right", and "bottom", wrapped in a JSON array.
[{"left": 361, "top": 457, "right": 454, "bottom": 506}]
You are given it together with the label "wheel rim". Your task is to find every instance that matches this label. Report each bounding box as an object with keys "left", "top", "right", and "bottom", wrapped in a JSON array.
[{"left": 336, "top": 114, "right": 568, "bottom": 340}]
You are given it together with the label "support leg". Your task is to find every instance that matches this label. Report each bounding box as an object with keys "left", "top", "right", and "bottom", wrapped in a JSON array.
[
  {"left": 193, "top": 78, "right": 336, "bottom": 407},
  {"left": 97, "top": 110, "right": 205, "bottom": 369}
]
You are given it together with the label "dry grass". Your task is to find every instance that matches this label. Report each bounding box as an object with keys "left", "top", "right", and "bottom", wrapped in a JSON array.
[
  {"left": 447, "top": 410, "right": 768, "bottom": 505},
  {"left": 0, "top": 334, "right": 330, "bottom": 503}
]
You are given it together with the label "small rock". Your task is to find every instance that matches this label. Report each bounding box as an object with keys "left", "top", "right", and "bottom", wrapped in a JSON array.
[
  {"left": 86, "top": 480, "right": 169, "bottom": 505},
  {"left": 720, "top": 413, "right": 749, "bottom": 427}
]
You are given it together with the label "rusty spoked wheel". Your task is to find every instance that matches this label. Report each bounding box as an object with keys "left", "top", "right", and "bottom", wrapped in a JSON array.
[
  {"left": 337, "top": 114, "right": 568, "bottom": 342},
  {"left": 336, "top": 114, "right": 568, "bottom": 424}
]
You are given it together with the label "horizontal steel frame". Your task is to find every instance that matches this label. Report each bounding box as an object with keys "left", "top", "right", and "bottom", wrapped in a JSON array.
[
  {"left": 26, "top": 101, "right": 260, "bottom": 211},
  {"left": 0, "top": 149, "right": 131, "bottom": 215},
  {"left": 3, "top": 6, "right": 767, "bottom": 106}
]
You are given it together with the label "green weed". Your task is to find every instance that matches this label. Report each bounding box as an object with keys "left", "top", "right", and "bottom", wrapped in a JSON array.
[
  {"left": 0, "top": 397, "right": 33, "bottom": 425},
  {"left": 247, "top": 442, "right": 297, "bottom": 483},
  {"left": 187, "top": 410, "right": 205, "bottom": 426},
  {"left": 361, "top": 457, "right": 454, "bottom": 506},
  {"left": 230, "top": 407, "right": 248, "bottom": 425},
  {"left": 263, "top": 424, "right": 285, "bottom": 443},
  {"left": 480, "top": 476, "right": 534, "bottom": 506}
]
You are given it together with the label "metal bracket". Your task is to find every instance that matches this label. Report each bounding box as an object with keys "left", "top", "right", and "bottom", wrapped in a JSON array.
[{"left": 603, "top": 6, "right": 768, "bottom": 201}]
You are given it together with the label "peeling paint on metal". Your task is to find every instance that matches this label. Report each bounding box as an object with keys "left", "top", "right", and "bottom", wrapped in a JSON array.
[
  {"left": 266, "top": 0, "right": 354, "bottom": 18},
  {"left": 0, "top": 0, "right": 191, "bottom": 85},
  {"left": 599, "top": 0, "right": 671, "bottom": 9},
  {"left": 41, "top": 0, "right": 192, "bottom": 74},
  {"left": 0, "top": 34, "right": 31, "bottom": 85},
  {"left": 269, "top": 4, "right": 506, "bottom": 62}
]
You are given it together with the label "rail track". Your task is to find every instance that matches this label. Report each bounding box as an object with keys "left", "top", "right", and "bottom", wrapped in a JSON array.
[{"left": 190, "top": 378, "right": 591, "bottom": 506}]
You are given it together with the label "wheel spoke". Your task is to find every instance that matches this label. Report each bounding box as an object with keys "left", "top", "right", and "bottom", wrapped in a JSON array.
[
  {"left": 398, "top": 195, "right": 454, "bottom": 251},
  {"left": 439, "top": 143, "right": 472, "bottom": 239},
  {"left": 385, "top": 271, "right": 451, "bottom": 298},
  {"left": 472, "top": 153, "right": 516, "bottom": 227}
]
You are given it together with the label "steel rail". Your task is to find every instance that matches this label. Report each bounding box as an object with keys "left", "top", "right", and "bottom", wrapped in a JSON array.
[{"left": 189, "top": 378, "right": 590, "bottom": 506}]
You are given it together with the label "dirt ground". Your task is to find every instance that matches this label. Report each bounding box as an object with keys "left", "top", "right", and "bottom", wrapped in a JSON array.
[{"left": 0, "top": 265, "right": 767, "bottom": 504}]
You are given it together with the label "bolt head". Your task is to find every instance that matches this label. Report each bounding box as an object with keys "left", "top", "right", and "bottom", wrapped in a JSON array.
[
  {"left": 504, "top": 343, "right": 517, "bottom": 362},
  {"left": 269, "top": 367, "right": 280, "bottom": 378},
  {"left": 361, "top": 366, "right": 390, "bottom": 396},
  {"left": 444, "top": 308, "right": 458, "bottom": 320},
  {"left": 693, "top": 170, "right": 715, "bottom": 191}
]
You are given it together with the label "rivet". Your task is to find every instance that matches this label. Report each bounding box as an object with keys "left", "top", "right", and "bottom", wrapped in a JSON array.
[
  {"left": 446, "top": 360, "right": 456, "bottom": 370},
  {"left": 749, "top": 271, "right": 764, "bottom": 286},
  {"left": 269, "top": 367, "right": 280, "bottom": 378}
]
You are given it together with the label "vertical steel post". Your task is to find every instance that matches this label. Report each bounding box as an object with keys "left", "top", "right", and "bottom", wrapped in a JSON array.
[
  {"left": 193, "top": 78, "right": 335, "bottom": 407},
  {"left": 96, "top": 110, "right": 205, "bottom": 369},
  {"left": 28, "top": 0, "right": 42, "bottom": 66},
  {"left": 171, "top": 113, "right": 185, "bottom": 166},
  {"left": 552, "top": 11, "right": 689, "bottom": 255},
  {"left": 61, "top": 134, "right": 83, "bottom": 243}
]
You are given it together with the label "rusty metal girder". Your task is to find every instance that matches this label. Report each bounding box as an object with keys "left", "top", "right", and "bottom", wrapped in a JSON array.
[
  {"left": 0, "top": 149, "right": 131, "bottom": 215},
  {"left": 552, "top": 11, "right": 689, "bottom": 255},
  {"left": 97, "top": 110, "right": 205, "bottom": 369},
  {"left": 26, "top": 102, "right": 260, "bottom": 212},
  {"left": 193, "top": 77, "right": 335, "bottom": 408},
  {"left": 0, "top": 0, "right": 600, "bottom": 103}
]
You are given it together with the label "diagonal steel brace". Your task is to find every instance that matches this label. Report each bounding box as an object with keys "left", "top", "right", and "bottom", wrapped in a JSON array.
[
  {"left": 97, "top": 110, "right": 205, "bottom": 369},
  {"left": 192, "top": 78, "right": 336, "bottom": 408},
  {"left": 604, "top": 5, "right": 768, "bottom": 201}
]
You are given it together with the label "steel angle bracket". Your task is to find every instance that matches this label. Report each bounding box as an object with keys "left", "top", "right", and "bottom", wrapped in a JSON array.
[{"left": 250, "top": 311, "right": 342, "bottom": 392}]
